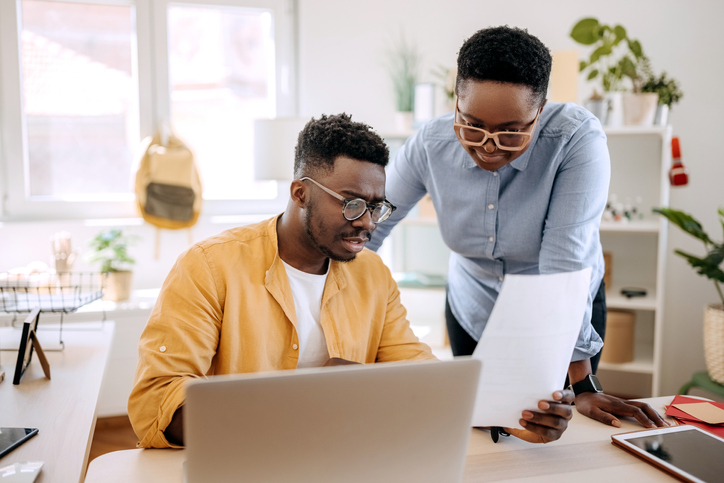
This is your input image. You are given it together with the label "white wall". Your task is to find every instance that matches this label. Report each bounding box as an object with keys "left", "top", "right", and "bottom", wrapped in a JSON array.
[{"left": 297, "top": 0, "right": 724, "bottom": 396}]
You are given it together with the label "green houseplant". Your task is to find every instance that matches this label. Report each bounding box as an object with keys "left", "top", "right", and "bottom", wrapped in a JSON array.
[
  {"left": 570, "top": 18, "right": 657, "bottom": 125},
  {"left": 641, "top": 72, "right": 683, "bottom": 125},
  {"left": 642, "top": 72, "right": 683, "bottom": 108},
  {"left": 654, "top": 207, "right": 724, "bottom": 384},
  {"left": 432, "top": 65, "right": 457, "bottom": 111},
  {"left": 570, "top": 18, "right": 647, "bottom": 94},
  {"left": 86, "top": 228, "right": 138, "bottom": 302},
  {"left": 384, "top": 33, "right": 420, "bottom": 131}
]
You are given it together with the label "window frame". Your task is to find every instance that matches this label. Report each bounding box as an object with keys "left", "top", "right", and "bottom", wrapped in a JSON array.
[{"left": 0, "top": 0, "right": 297, "bottom": 221}]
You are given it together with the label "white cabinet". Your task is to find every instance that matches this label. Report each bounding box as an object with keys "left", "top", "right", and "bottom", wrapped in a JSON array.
[{"left": 596, "top": 125, "right": 672, "bottom": 398}]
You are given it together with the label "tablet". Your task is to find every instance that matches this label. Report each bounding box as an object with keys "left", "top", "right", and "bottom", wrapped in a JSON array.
[
  {"left": 0, "top": 427, "right": 39, "bottom": 459},
  {"left": 612, "top": 425, "right": 724, "bottom": 483}
]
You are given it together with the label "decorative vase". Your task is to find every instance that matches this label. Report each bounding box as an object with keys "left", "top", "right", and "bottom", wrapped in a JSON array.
[
  {"left": 704, "top": 304, "right": 724, "bottom": 384},
  {"left": 584, "top": 99, "right": 610, "bottom": 126},
  {"left": 622, "top": 93, "right": 659, "bottom": 126},
  {"left": 605, "top": 92, "right": 624, "bottom": 128},
  {"left": 394, "top": 111, "right": 414, "bottom": 132},
  {"left": 653, "top": 104, "right": 669, "bottom": 126},
  {"left": 103, "top": 271, "right": 133, "bottom": 302}
]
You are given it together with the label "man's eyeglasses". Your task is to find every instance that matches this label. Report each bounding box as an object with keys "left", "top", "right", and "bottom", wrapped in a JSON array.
[
  {"left": 299, "top": 177, "right": 396, "bottom": 224},
  {"left": 453, "top": 98, "right": 540, "bottom": 152}
]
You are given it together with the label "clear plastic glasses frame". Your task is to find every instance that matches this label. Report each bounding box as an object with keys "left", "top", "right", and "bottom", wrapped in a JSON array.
[{"left": 453, "top": 98, "right": 540, "bottom": 152}]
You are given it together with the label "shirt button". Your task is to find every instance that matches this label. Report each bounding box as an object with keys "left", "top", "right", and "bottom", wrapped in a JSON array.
[
  {"left": 488, "top": 204, "right": 494, "bottom": 210},
  {"left": 493, "top": 172, "right": 498, "bottom": 177},
  {"left": 499, "top": 277, "right": 504, "bottom": 282},
  {"left": 159, "top": 346, "right": 167, "bottom": 352},
  {"left": 292, "top": 344, "right": 298, "bottom": 350},
  {"left": 489, "top": 236, "right": 494, "bottom": 242}
]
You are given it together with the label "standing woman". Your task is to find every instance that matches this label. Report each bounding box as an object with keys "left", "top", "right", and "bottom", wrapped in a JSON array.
[{"left": 368, "top": 26, "right": 667, "bottom": 429}]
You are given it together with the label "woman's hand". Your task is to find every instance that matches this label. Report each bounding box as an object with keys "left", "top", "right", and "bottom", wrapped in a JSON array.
[{"left": 574, "top": 392, "right": 669, "bottom": 428}]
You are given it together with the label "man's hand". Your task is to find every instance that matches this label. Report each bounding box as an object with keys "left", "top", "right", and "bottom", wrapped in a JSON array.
[
  {"left": 574, "top": 392, "right": 669, "bottom": 428},
  {"left": 504, "top": 389, "right": 575, "bottom": 444}
]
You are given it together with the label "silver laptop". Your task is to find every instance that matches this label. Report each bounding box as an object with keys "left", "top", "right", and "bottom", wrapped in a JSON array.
[{"left": 185, "top": 358, "right": 481, "bottom": 483}]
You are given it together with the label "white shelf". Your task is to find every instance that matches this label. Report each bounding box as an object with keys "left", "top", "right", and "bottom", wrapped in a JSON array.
[
  {"left": 600, "top": 220, "right": 659, "bottom": 233},
  {"left": 598, "top": 125, "right": 670, "bottom": 396},
  {"left": 380, "top": 130, "right": 417, "bottom": 140},
  {"left": 604, "top": 126, "right": 669, "bottom": 136},
  {"left": 598, "top": 342, "right": 654, "bottom": 374},
  {"left": 606, "top": 286, "right": 657, "bottom": 311},
  {"left": 399, "top": 216, "right": 438, "bottom": 227}
]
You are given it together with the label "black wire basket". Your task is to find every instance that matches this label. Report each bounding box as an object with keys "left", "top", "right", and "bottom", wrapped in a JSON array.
[{"left": 0, "top": 271, "right": 106, "bottom": 314}]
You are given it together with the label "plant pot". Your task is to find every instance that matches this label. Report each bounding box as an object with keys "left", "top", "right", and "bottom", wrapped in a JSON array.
[
  {"left": 600, "top": 310, "right": 635, "bottom": 364},
  {"left": 654, "top": 104, "right": 669, "bottom": 126},
  {"left": 606, "top": 92, "right": 624, "bottom": 127},
  {"left": 622, "top": 93, "right": 659, "bottom": 126},
  {"left": 394, "top": 111, "right": 414, "bottom": 132},
  {"left": 103, "top": 271, "right": 133, "bottom": 302},
  {"left": 584, "top": 99, "right": 609, "bottom": 126},
  {"left": 704, "top": 304, "right": 724, "bottom": 384}
]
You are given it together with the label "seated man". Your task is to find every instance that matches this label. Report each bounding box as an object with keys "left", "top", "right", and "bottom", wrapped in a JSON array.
[{"left": 128, "top": 113, "right": 575, "bottom": 448}]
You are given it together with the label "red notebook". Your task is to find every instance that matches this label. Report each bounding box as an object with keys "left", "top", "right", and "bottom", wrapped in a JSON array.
[{"left": 665, "top": 395, "right": 724, "bottom": 438}]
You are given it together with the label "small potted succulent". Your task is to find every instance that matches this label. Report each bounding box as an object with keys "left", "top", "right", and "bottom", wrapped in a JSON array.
[
  {"left": 641, "top": 72, "right": 683, "bottom": 125},
  {"left": 654, "top": 207, "right": 724, "bottom": 384},
  {"left": 86, "top": 228, "right": 138, "bottom": 302}
]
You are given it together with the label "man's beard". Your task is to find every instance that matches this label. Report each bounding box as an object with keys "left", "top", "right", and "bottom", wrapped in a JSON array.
[{"left": 303, "top": 202, "right": 372, "bottom": 263}]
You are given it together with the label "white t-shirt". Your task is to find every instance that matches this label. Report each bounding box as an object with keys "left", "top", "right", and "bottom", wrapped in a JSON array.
[{"left": 282, "top": 261, "right": 330, "bottom": 368}]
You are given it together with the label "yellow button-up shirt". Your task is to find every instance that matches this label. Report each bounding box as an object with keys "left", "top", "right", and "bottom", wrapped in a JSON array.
[{"left": 128, "top": 216, "right": 436, "bottom": 448}]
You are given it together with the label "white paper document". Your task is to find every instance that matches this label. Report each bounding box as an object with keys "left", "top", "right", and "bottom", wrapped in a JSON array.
[{"left": 471, "top": 267, "right": 592, "bottom": 428}]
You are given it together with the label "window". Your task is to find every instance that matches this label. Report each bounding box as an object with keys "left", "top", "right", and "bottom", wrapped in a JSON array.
[
  {"left": 0, "top": 0, "right": 296, "bottom": 220},
  {"left": 20, "top": 0, "right": 138, "bottom": 200}
]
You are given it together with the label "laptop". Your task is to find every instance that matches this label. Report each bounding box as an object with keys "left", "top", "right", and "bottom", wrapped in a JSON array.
[{"left": 184, "top": 358, "right": 481, "bottom": 483}]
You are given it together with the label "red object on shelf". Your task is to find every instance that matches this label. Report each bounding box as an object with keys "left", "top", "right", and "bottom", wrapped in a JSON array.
[{"left": 669, "top": 137, "right": 689, "bottom": 187}]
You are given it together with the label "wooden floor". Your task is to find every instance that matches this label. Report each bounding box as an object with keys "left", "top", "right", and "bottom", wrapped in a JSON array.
[{"left": 89, "top": 415, "right": 139, "bottom": 464}]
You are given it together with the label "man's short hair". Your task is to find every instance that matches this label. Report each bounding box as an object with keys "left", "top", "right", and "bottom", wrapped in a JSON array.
[
  {"left": 294, "top": 113, "right": 389, "bottom": 178},
  {"left": 456, "top": 26, "right": 552, "bottom": 105}
]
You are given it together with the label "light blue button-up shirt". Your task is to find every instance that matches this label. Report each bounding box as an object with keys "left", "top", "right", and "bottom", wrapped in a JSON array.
[{"left": 368, "top": 102, "right": 610, "bottom": 361}]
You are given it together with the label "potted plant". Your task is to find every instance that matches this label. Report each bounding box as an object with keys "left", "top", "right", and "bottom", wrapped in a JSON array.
[
  {"left": 570, "top": 18, "right": 658, "bottom": 126},
  {"left": 432, "top": 65, "right": 457, "bottom": 112},
  {"left": 654, "top": 207, "right": 724, "bottom": 384},
  {"left": 384, "top": 33, "right": 420, "bottom": 131},
  {"left": 86, "top": 228, "right": 138, "bottom": 302},
  {"left": 642, "top": 72, "right": 683, "bottom": 125}
]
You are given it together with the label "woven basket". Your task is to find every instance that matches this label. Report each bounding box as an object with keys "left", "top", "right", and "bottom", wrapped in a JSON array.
[{"left": 704, "top": 304, "right": 724, "bottom": 384}]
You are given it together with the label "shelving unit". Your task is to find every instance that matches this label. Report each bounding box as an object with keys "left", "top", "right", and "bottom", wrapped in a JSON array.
[{"left": 596, "top": 125, "right": 672, "bottom": 398}]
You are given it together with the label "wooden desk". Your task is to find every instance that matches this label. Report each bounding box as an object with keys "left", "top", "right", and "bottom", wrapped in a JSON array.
[
  {"left": 0, "top": 322, "right": 115, "bottom": 483},
  {"left": 85, "top": 396, "right": 680, "bottom": 482}
]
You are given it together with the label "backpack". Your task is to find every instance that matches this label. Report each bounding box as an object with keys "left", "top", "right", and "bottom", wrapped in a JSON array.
[{"left": 135, "top": 127, "right": 202, "bottom": 230}]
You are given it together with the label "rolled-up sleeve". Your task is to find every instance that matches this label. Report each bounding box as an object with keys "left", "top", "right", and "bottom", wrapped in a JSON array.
[{"left": 128, "top": 245, "right": 224, "bottom": 448}]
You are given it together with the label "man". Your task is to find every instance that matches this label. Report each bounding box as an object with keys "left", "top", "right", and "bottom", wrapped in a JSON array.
[
  {"left": 128, "top": 113, "right": 576, "bottom": 448},
  {"left": 367, "top": 27, "right": 668, "bottom": 429}
]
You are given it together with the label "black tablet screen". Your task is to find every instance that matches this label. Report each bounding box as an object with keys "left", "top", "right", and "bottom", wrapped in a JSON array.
[
  {"left": 0, "top": 427, "right": 39, "bottom": 459},
  {"left": 627, "top": 429, "right": 724, "bottom": 482}
]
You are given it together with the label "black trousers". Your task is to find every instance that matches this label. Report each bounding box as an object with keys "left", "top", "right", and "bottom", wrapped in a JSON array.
[{"left": 445, "top": 279, "right": 607, "bottom": 375}]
